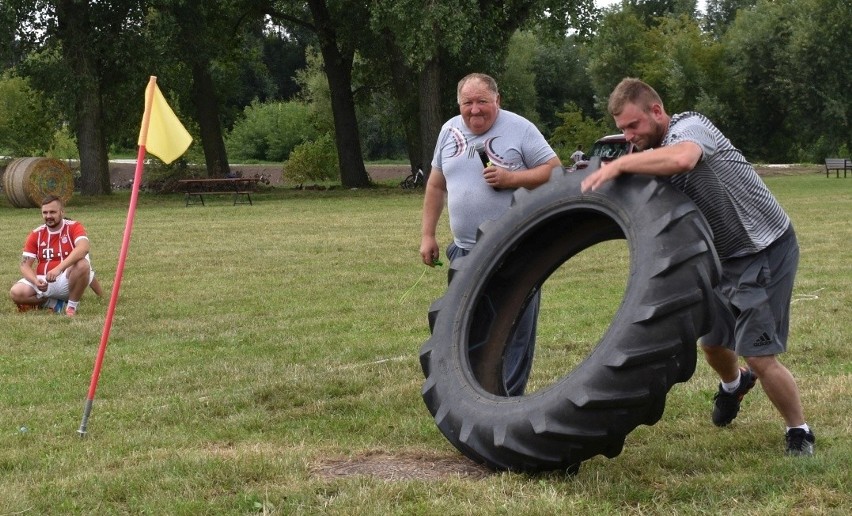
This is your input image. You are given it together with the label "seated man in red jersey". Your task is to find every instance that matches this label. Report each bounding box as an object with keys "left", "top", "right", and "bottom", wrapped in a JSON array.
[{"left": 10, "top": 195, "right": 103, "bottom": 317}]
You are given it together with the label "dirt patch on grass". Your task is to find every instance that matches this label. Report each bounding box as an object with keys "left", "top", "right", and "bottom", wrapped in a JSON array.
[
  {"left": 312, "top": 451, "right": 491, "bottom": 481},
  {"left": 753, "top": 164, "right": 822, "bottom": 176}
]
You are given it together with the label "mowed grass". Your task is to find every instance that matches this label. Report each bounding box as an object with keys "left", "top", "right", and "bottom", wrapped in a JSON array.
[{"left": 0, "top": 174, "right": 849, "bottom": 514}]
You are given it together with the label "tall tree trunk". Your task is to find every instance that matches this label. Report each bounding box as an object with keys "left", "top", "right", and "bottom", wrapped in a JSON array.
[
  {"left": 190, "top": 61, "right": 230, "bottom": 177},
  {"left": 321, "top": 46, "right": 370, "bottom": 188},
  {"left": 74, "top": 79, "right": 110, "bottom": 195},
  {"left": 418, "top": 58, "right": 443, "bottom": 178},
  {"left": 308, "top": 0, "right": 370, "bottom": 188},
  {"left": 381, "top": 31, "right": 422, "bottom": 173},
  {"left": 56, "top": 0, "right": 110, "bottom": 195}
]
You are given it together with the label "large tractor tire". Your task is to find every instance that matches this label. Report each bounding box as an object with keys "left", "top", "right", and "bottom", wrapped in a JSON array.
[{"left": 419, "top": 161, "right": 721, "bottom": 473}]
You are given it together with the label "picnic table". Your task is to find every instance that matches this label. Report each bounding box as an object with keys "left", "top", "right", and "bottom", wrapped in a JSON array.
[{"left": 177, "top": 177, "right": 259, "bottom": 206}]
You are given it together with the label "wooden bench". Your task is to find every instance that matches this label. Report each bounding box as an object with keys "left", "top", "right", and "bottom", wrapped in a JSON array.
[
  {"left": 824, "top": 158, "right": 850, "bottom": 178},
  {"left": 177, "top": 177, "right": 259, "bottom": 206}
]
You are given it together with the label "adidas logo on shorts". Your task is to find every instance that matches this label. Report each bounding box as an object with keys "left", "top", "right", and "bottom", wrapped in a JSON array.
[{"left": 753, "top": 332, "right": 772, "bottom": 347}]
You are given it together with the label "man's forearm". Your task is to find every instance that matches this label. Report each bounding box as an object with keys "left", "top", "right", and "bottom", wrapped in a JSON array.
[
  {"left": 611, "top": 142, "right": 701, "bottom": 177},
  {"left": 421, "top": 183, "right": 445, "bottom": 238},
  {"left": 19, "top": 259, "right": 38, "bottom": 283},
  {"left": 506, "top": 156, "right": 562, "bottom": 190},
  {"left": 54, "top": 241, "right": 89, "bottom": 273}
]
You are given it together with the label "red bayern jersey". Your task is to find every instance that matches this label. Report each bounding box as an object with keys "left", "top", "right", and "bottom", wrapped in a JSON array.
[{"left": 22, "top": 219, "right": 89, "bottom": 276}]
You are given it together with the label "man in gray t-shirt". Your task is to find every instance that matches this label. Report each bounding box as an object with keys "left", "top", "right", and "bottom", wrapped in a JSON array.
[
  {"left": 582, "top": 78, "right": 814, "bottom": 457},
  {"left": 420, "top": 73, "right": 562, "bottom": 396}
]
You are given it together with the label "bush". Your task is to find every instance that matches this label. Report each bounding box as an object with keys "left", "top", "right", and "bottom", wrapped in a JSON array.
[
  {"left": 282, "top": 133, "right": 338, "bottom": 186},
  {"left": 0, "top": 74, "right": 57, "bottom": 156},
  {"left": 226, "top": 100, "right": 317, "bottom": 162},
  {"left": 548, "top": 102, "right": 611, "bottom": 162},
  {"left": 794, "top": 135, "right": 851, "bottom": 164},
  {"left": 140, "top": 159, "right": 193, "bottom": 194},
  {"left": 46, "top": 125, "right": 78, "bottom": 160}
]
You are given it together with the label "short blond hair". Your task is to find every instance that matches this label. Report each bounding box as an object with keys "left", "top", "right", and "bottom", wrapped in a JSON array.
[{"left": 608, "top": 78, "right": 663, "bottom": 116}]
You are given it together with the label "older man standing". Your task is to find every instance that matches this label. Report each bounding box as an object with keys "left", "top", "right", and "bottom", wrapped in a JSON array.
[{"left": 420, "top": 73, "right": 562, "bottom": 396}]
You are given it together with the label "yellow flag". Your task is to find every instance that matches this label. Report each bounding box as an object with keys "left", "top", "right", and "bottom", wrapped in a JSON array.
[{"left": 139, "top": 79, "right": 192, "bottom": 164}]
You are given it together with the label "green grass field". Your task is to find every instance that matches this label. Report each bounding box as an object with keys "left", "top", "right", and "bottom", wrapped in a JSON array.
[{"left": 0, "top": 174, "right": 849, "bottom": 514}]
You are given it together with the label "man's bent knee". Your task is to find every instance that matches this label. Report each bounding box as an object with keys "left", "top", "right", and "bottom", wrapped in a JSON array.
[
  {"left": 10, "top": 283, "right": 35, "bottom": 304},
  {"left": 66, "top": 260, "right": 90, "bottom": 281},
  {"left": 701, "top": 343, "right": 733, "bottom": 357},
  {"left": 744, "top": 354, "right": 779, "bottom": 376}
]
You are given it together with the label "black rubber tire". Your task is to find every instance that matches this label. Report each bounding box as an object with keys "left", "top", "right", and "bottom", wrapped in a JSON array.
[{"left": 419, "top": 161, "right": 721, "bottom": 473}]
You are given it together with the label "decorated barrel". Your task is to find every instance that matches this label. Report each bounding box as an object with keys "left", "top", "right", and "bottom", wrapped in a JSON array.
[{"left": 2, "top": 157, "right": 74, "bottom": 208}]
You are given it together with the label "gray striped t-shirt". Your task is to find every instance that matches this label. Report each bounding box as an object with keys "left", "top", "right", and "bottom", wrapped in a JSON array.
[{"left": 663, "top": 112, "right": 790, "bottom": 259}]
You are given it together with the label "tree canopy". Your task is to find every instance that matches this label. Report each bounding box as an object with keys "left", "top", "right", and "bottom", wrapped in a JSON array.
[{"left": 1, "top": 0, "right": 848, "bottom": 194}]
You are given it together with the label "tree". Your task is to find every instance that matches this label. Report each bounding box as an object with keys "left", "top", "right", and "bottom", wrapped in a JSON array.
[
  {"left": 261, "top": 28, "right": 311, "bottom": 101},
  {"left": 587, "top": 8, "right": 654, "bottom": 107},
  {"left": 621, "top": 0, "right": 698, "bottom": 25},
  {"left": 548, "top": 102, "right": 611, "bottom": 160},
  {"left": 641, "top": 14, "right": 716, "bottom": 114},
  {"left": 370, "top": 0, "right": 596, "bottom": 175},
  {"left": 8, "top": 0, "right": 153, "bottom": 195},
  {"left": 702, "top": 0, "right": 757, "bottom": 38},
  {"left": 367, "top": 0, "right": 469, "bottom": 176},
  {"left": 498, "top": 31, "right": 541, "bottom": 126},
  {"left": 226, "top": 100, "right": 316, "bottom": 161},
  {"left": 783, "top": 0, "right": 852, "bottom": 158},
  {"left": 531, "top": 35, "right": 596, "bottom": 135},
  {"left": 53, "top": 1, "right": 108, "bottom": 194},
  {"left": 0, "top": 74, "right": 56, "bottom": 155},
  {"left": 722, "top": 0, "right": 797, "bottom": 161},
  {"left": 265, "top": 0, "right": 371, "bottom": 188},
  {"left": 0, "top": 3, "right": 20, "bottom": 69},
  {"left": 587, "top": 0, "right": 849, "bottom": 162},
  {"left": 147, "top": 1, "right": 255, "bottom": 178}
]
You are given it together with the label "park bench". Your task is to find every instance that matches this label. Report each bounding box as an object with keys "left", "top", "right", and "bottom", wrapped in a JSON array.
[
  {"left": 177, "top": 177, "right": 259, "bottom": 206},
  {"left": 824, "top": 158, "right": 850, "bottom": 178}
]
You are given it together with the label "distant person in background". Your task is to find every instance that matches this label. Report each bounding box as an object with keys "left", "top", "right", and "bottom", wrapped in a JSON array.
[
  {"left": 10, "top": 195, "right": 103, "bottom": 317},
  {"left": 570, "top": 145, "right": 585, "bottom": 164},
  {"left": 420, "top": 72, "right": 562, "bottom": 396},
  {"left": 581, "top": 78, "right": 814, "bottom": 456}
]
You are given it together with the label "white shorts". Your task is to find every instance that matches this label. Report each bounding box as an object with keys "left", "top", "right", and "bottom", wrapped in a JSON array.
[{"left": 18, "top": 267, "right": 95, "bottom": 301}]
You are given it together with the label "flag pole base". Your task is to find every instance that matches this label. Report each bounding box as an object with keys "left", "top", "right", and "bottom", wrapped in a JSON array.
[{"left": 78, "top": 399, "right": 94, "bottom": 438}]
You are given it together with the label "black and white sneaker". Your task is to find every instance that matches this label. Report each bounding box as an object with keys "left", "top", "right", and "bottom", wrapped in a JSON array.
[
  {"left": 712, "top": 367, "right": 757, "bottom": 427},
  {"left": 785, "top": 428, "right": 815, "bottom": 457}
]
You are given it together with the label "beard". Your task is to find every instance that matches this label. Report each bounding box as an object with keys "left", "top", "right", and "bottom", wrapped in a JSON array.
[{"left": 637, "top": 118, "right": 665, "bottom": 150}]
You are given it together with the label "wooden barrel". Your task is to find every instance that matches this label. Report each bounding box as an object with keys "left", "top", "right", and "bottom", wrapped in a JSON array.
[{"left": 2, "top": 157, "right": 74, "bottom": 208}]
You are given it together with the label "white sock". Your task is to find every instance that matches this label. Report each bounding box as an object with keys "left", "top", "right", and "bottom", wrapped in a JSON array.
[
  {"left": 67, "top": 300, "right": 79, "bottom": 310},
  {"left": 786, "top": 424, "right": 810, "bottom": 433},
  {"left": 721, "top": 370, "right": 742, "bottom": 393}
]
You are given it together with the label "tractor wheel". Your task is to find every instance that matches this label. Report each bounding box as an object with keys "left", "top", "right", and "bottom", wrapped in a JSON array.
[{"left": 420, "top": 161, "right": 720, "bottom": 472}]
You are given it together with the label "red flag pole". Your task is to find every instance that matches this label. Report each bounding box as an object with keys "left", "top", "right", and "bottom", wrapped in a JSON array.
[{"left": 78, "top": 76, "right": 158, "bottom": 437}]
